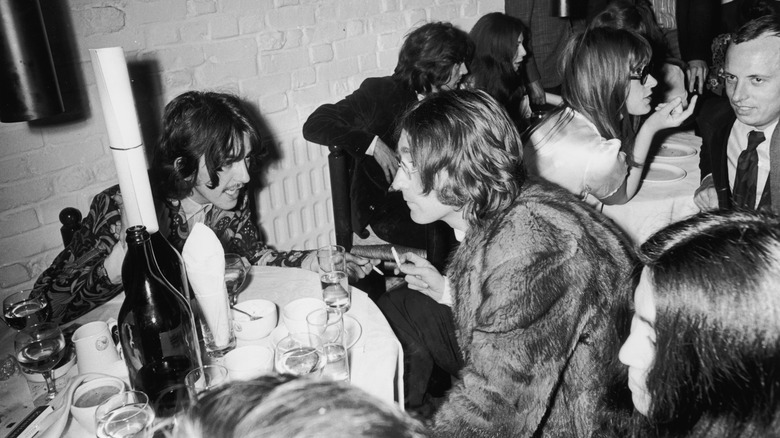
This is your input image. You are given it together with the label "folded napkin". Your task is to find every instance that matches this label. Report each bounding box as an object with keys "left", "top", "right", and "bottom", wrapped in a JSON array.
[{"left": 182, "top": 223, "right": 231, "bottom": 348}]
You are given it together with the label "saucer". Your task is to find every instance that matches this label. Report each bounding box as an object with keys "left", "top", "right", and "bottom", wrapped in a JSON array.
[{"left": 269, "top": 315, "right": 362, "bottom": 349}]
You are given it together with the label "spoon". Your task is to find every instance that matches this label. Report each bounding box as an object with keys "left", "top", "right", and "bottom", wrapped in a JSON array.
[{"left": 231, "top": 306, "right": 263, "bottom": 321}]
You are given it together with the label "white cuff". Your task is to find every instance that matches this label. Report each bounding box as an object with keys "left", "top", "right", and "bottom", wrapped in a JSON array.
[
  {"left": 365, "top": 135, "right": 379, "bottom": 156},
  {"left": 438, "top": 276, "right": 453, "bottom": 307}
]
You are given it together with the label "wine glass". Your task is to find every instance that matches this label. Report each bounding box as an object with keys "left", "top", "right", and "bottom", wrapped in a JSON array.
[
  {"left": 95, "top": 390, "right": 156, "bottom": 438},
  {"left": 3, "top": 289, "right": 51, "bottom": 330},
  {"left": 14, "top": 322, "right": 66, "bottom": 402},
  {"left": 224, "top": 254, "right": 250, "bottom": 306}
]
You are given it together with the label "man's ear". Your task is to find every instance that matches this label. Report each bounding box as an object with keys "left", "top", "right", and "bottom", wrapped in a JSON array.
[{"left": 173, "top": 157, "right": 185, "bottom": 173}]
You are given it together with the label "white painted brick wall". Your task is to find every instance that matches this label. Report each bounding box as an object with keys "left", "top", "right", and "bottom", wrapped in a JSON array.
[{"left": 0, "top": 0, "right": 502, "bottom": 295}]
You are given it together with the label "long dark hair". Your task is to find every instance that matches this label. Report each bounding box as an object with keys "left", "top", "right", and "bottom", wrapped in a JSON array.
[
  {"left": 152, "top": 91, "right": 264, "bottom": 200},
  {"left": 636, "top": 211, "right": 780, "bottom": 437},
  {"left": 533, "top": 27, "right": 651, "bottom": 161},
  {"left": 468, "top": 13, "right": 527, "bottom": 109}
]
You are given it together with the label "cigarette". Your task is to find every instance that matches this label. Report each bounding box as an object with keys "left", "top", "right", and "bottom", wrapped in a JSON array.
[
  {"left": 391, "top": 246, "right": 402, "bottom": 267},
  {"left": 371, "top": 265, "right": 384, "bottom": 275}
]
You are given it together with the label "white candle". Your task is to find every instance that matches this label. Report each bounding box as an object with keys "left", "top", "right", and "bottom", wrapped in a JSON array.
[{"left": 90, "top": 47, "right": 159, "bottom": 233}]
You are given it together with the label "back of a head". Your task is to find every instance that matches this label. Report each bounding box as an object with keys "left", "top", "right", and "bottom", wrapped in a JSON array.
[
  {"left": 393, "top": 21, "right": 473, "bottom": 95},
  {"left": 639, "top": 211, "right": 780, "bottom": 436},
  {"left": 178, "top": 376, "right": 428, "bottom": 438},
  {"left": 398, "top": 89, "right": 523, "bottom": 229}
]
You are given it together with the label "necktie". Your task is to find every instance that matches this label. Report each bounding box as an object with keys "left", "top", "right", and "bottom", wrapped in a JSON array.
[{"left": 733, "top": 130, "right": 766, "bottom": 210}]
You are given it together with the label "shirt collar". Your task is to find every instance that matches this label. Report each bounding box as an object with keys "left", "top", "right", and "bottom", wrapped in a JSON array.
[{"left": 179, "top": 196, "right": 213, "bottom": 223}]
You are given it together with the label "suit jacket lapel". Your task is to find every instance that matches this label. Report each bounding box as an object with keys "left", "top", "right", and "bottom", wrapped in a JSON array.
[{"left": 767, "top": 123, "right": 780, "bottom": 213}]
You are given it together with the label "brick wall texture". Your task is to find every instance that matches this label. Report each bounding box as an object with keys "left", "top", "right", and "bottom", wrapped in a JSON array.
[{"left": 0, "top": 0, "right": 503, "bottom": 295}]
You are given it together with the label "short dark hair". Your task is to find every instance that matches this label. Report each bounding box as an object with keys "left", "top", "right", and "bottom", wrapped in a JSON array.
[
  {"left": 397, "top": 89, "right": 523, "bottom": 228},
  {"left": 393, "top": 22, "right": 473, "bottom": 95},
  {"left": 152, "top": 91, "right": 264, "bottom": 200},
  {"left": 733, "top": 13, "right": 780, "bottom": 44},
  {"left": 178, "top": 375, "right": 429, "bottom": 438},
  {"left": 638, "top": 210, "right": 780, "bottom": 436}
]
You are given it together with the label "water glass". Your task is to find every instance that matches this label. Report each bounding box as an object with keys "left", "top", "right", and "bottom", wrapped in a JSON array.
[
  {"left": 307, "top": 308, "right": 350, "bottom": 382},
  {"left": 185, "top": 365, "right": 228, "bottom": 401},
  {"left": 317, "top": 245, "right": 350, "bottom": 312},
  {"left": 95, "top": 390, "right": 155, "bottom": 438},
  {"left": 224, "top": 254, "right": 250, "bottom": 306},
  {"left": 274, "top": 332, "right": 326, "bottom": 377},
  {"left": 3, "top": 289, "right": 51, "bottom": 330}
]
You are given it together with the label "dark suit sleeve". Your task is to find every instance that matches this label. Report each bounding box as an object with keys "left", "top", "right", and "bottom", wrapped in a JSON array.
[
  {"left": 677, "top": 0, "right": 719, "bottom": 63},
  {"left": 302, "top": 78, "right": 392, "bottom": 157}
]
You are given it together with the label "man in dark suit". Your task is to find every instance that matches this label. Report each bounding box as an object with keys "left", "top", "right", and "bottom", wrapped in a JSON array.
[
  {"left": 695, "top": 15, "right": 780, "bottom": 211},
  {"left": 302, "top": 22, "right": 471, "bottom": 250}
]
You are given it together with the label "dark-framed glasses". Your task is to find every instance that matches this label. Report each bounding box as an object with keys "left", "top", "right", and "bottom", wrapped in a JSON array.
[{"left": 630, "top": 63, "right": 652, "bottom": 85}]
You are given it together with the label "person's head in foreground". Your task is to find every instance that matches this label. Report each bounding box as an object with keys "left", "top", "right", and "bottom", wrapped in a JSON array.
[
  {"left": 391, "top": 88, "right": 523, "bottom": 231},
  {"left": 393, "top": 21, "right": 474, "bottom": 95},
  {"left": 620, "top": 210, "right": 780, "bottom": 436},
  {"left": 723, "top": 14, "right": 780, "bottom": 131},
  {"left": 561, "top": 26, "right": 655, "bottom": 148},
  {"left": 152, "top": 90, "right": 264, "bottom": 210},
  {"left": 176, "top": 375, "right": 429, "bottom": 438}
]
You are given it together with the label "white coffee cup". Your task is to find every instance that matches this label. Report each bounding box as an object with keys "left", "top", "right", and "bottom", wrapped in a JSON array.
[
  {"left": 70, "top": 375, "right": 126, "bottom": 433},
  {"left": 223, "top": 345, "right": 274, "bottom": 381},
  {"left": 72, "top": 321, "right": 120, "bottom": 374}
]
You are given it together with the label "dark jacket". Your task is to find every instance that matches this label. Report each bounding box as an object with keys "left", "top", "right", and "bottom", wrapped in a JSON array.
[
  {"left": 697, "top": 96, "right": 771, "bottom": 210},
  {"left": 302, "top": 76, "right": 417, "bottom": 233},
  {"left": 433, "top": 180, "right": 634, "bottom": 437}
]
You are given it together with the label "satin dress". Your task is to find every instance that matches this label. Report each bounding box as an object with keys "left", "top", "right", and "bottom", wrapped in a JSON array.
[{"left": 524, "top": 108, "right": 629, "bottom": 206}]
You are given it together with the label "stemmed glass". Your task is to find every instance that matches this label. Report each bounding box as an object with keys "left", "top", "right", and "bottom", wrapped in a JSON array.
[
  {"left": 3, "top": 289, "right": 51, "bottom": 330},
  {"left": 224, "top": 254, "right": 250, "bottom": 306},
  {"left": 95, "top": 390, "right": 156, "bottom": 438},
  {"left": 14, "top": 322, "right": 66, "bottom": 401}
]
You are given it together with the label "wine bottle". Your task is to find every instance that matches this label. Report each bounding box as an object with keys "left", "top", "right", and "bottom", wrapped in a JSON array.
[
  {"left": 150, "top": 231, "right": 191, "bottom": 301},
  {"left": 118, "top": 225, "right": 199, "bottom": 417}
]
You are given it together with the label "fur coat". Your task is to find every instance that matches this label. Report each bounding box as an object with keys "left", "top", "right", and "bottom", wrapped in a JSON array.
[{"left": 433, "top": 180, "right": 634, "bottom": 437}]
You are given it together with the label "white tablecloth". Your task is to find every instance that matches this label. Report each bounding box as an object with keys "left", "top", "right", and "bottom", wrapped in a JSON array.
[
  {"left": 0, "top": 266, "right": 402, "bottom": 437},
  {"left": 602, "top": 129, "right": 703, "bottom": 244}
]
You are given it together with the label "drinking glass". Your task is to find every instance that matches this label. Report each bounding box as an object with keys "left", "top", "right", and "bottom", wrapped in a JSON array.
[
  {"left": 307, "top": 308, "right": 350, "bottom": 382},
  {"left": 3, "top": 289, "right": 51, "bottom": 330},
  {"left": 95, "top": 390, "right": 155, "bottom": 438},
  {"left": 14, "top": 322, "right": 65, "bottom": 401},
  {"left": 274, "top": 332, "right": 326, "bottom": 377},
  {"left": 317, "top": 245, "right": 350, "bottom": 312},
  {"left": 224, "top": 254, "right": 250, "bottom": 306},
  {"left": 185, "top": 365, "right": 228, "bottom": 401}
]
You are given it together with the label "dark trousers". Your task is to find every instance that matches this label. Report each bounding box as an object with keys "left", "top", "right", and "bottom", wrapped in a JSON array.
[{"left": 377, "top": 287, "right": 463, "bottom": 408}]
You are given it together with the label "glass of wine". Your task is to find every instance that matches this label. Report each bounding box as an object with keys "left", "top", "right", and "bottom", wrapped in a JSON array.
[
  {"left": 95, "top": 390, "right": 156, "bottom": 438},
  {"left": 14, "top": 322, "right": 66, "bottom": 401},
  {"left": 274, "top": 332, "right": 326, "bottom": 377},
  {"left": 224, "top": 254, "right": 250, "bottom": 306},
  {"left": 3, "top": 289, "right": 51, "bottom": 330}
]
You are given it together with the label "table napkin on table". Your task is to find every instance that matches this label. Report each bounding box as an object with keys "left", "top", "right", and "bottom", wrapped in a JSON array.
[{"left": 182, "top": 223, "right": 231, "bottom": 347}]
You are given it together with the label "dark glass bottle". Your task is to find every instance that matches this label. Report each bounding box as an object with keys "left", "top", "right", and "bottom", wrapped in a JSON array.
[
  {"left": 149, "top": 231, "right": 190, "bottom": 301},
  {"left": 118, "top": 225, "right": 199, "bottom": 417}
]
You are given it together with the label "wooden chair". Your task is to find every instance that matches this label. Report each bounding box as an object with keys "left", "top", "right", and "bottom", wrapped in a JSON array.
[
  {"left": 59, "top": 207, "right": 82, "bottom": 247},
  {"left": 326, "top": 145, "right": 451, "bottom": 273}
]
